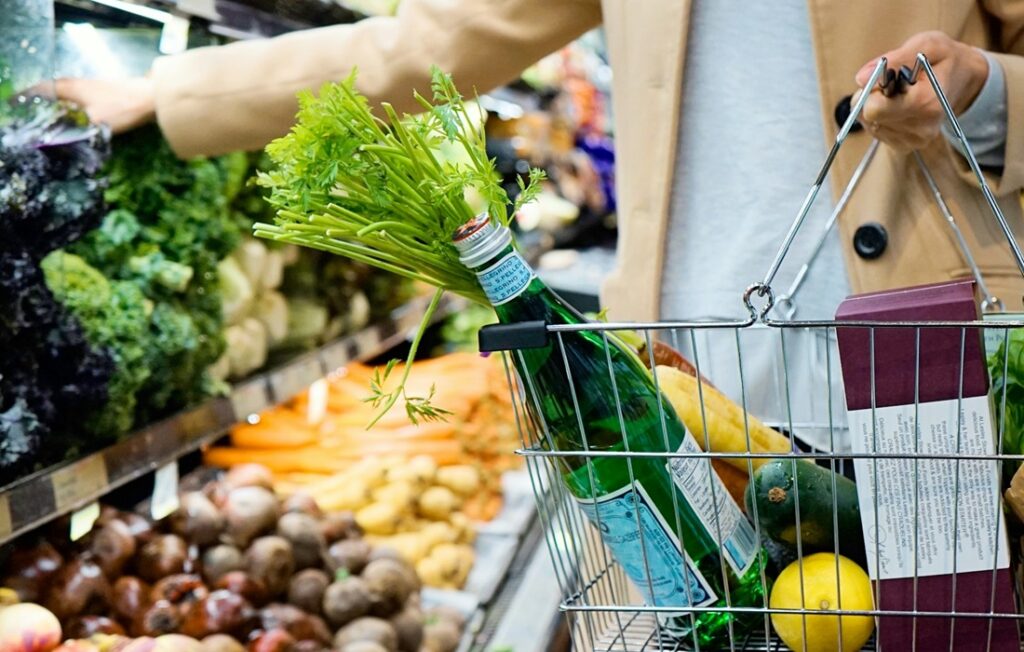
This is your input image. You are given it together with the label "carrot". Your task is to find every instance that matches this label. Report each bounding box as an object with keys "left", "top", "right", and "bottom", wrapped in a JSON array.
[{"left": 230, "top": 417, "right": 318, "bottom": 449}]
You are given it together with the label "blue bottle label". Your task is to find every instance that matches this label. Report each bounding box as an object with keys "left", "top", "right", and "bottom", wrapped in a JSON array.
[
  {"left": 576, "top": 483, "right": 717, "bottom": 608},
  {"left": 476, "top": 252, "right": 534, "bottom": 305}
]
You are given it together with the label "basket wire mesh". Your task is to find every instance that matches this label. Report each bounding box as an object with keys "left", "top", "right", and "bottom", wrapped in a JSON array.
[{"left": 482, "top": 55, "right": 1024, "bottom": 651}]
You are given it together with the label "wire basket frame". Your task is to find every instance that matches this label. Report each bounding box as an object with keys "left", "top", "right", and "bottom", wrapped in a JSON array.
[{"left": 480, "top": 54, "right": 1024, "bottom": 651}]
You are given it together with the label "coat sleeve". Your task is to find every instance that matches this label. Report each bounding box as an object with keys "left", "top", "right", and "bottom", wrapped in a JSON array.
[
  {"left": 955, "top": 0, "right": 1024, "bottom": 195},
  {"left": 151, "top": 0, "right": 602, "bottom": 157}
]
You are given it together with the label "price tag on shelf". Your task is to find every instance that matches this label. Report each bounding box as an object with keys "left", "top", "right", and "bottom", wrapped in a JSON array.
[
  {"left": 151, "top": 462, "right": 180, "bottom": 521},
  {"left": 270, "top": 356, "right": 323, "bottom": 402},
  {"left": 51, "top": 456, "right": 108, "bottom": 513},
  {"left": 0, "top": 494, "right": 11, "bottom": 539},
  {"left": 230, "top": 378, "right": 269, "bottom": 421},
  {"left": 307, "top": 378, "right": 329, "bottom": 425},
  {"left": 69, "top": 501, "right": 100, "bottom": 542}
]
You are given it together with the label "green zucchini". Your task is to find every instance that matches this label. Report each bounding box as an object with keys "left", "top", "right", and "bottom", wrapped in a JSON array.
[{"left": 744, "top": 458, "right": 865, "bottom": 566}]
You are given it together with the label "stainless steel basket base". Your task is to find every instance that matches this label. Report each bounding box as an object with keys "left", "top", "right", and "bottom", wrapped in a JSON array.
[{"left": 590, "top": 613, "right": 880, "bottom": 652}]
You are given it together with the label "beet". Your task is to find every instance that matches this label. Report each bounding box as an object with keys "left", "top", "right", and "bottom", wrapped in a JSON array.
[
  {"left": 322, "top": 577, "right": 371, "bottom": 629},
  {"left": 215, "top": 571, "right": 270, "bottom": 607},
  {"left": 245, "top": 536, "right": 295, "bottom": 597},
  {"left": 287, "top": 569, "right": 329, "bottom": 615},
  {"left": 2, "top": 541, "right": 64, "bottom": 602},
  {"left": 112, "top": 576, "right": 152, "bottom": 623},
  {"left": 171, "top": 492, "right": 226, "bottom": 547},
  {"left": 224, "top": 487, "right": 279, "bottom": 548},
  {"left": 276, "top": 512, "right": 325, "bottom": 570},
  {"left": 319, "top": 512, "right": 360, "bottom": 543},
  {"left": 43, "top": 558, "right": 112, "bottom": 620},
  {"left": 202, "top": 544, "right": 245, "bottom": 585},
  {"left": 281, "top": 493, "right": 323, "bottom": 519},
  {"left": 326, "top": 539, "right": 370, "bottom": 576},
  {"left": 91, "top": 519, "right": 137, "bottom": 579},
  {"left": 137, "top": 534, "right": 188, "bottom": 583},
  {"left": 179, "top": 589, "right": 254, "bottom": 639}
]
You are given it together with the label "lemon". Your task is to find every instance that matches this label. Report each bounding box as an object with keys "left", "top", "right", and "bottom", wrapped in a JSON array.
[{"left": 769, "top": 553, "right": 875, "bottom": 652}]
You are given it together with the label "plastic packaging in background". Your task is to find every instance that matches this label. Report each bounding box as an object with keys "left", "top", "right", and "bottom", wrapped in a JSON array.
[{"left": 0, "top": 0, "right": 55, "bottom": 103}]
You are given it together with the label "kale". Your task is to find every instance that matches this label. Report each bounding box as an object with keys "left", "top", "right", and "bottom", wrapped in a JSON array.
[
  {"left": 41, "top": 252, "right": 150, "bottom": 443},
  {"left": 71, "top": 127, "right": 242, "bottom": 424},
  {"left": 0, "top": 102, "right": 115, "bottom": 476}
]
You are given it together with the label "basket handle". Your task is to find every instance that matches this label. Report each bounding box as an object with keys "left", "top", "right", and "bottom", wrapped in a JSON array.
[{"left": 748, "top": 53, "right": 1024, "bottom": 321}]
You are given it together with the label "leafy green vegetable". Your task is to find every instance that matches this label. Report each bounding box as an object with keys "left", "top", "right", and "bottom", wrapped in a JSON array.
[
  {"left": 71, "top": 127, "right": 244, "bottom": 422},
  {"left": 989, "top": 328, "right": 1024, "bottom": 481},
  {"left": 255, "top": 67, "right": 543, "bottom": 423},
  {"left": 42, "top": 251, "right": 151, "bottom": 442}
]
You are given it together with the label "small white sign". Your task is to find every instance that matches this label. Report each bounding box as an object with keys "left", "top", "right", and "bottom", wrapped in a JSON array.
[
  {"left": 307, "top": 378, "right": 329, "bottom": 425},
  {"left": 70, "top": 501, "right": 100, "bottom": 542},
  {"left": 151, "top": 462, "right": 181, "bottom": 521}
]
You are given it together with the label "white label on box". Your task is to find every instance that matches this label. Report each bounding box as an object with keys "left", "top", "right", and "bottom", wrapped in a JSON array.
[
  {"left": 848, "top": 395, "right": 1009, "bottom": 580},
  {"left": 70, "top": 502, "right": 100, "bottom": 542},
  {"left": 667, "top": 433, "right": 757, "bottom": 577}
]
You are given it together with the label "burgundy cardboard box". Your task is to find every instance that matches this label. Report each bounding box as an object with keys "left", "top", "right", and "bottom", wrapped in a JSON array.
[{"left": 835, "top": 279, "right": 1017, "bottom": 651}]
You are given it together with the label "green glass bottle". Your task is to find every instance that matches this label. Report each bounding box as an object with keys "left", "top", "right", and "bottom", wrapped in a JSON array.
[{"left": 453, "top": 215, "right": 768, "bottom": 647}]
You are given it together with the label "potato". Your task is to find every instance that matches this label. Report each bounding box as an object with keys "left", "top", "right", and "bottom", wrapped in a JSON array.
[
  {"left": 371, "top": 482, "right": 417, "bottom": 511},
  {"left": 356, "top": 502, "right": 402, "bottom": 536},
  {"left": 417, "top": 487, "right": 460, "bottom": 521},
  {"left": 434, "top": 466, "right": 480, "bottom": 497}
]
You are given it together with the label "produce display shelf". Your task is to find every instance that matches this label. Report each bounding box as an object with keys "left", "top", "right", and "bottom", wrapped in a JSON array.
[{"left": 0, "top": 292, "right": 463, "bottom": 546}]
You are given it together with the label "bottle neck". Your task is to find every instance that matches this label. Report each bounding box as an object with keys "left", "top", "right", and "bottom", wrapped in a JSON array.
[{"left": 466, "top": 244, "right": 537, "bottom": 309}]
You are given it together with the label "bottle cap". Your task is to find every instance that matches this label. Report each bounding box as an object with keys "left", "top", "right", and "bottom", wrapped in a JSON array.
[{"left": 452, "top": 213, "right": 512, "bottom": 268}]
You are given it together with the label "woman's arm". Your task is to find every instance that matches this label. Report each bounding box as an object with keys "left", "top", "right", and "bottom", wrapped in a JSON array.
[{"left": 59, "top": 0, "right": 602, "bottom": 158}]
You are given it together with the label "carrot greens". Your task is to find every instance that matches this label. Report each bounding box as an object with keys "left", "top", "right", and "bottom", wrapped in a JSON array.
[{"left": 254, "top": 67, "right": 543, "bottom": 424}]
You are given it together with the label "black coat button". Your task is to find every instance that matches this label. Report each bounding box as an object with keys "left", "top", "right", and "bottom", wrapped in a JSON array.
[
  {"left": 853, "top": 222, "right": 888, "bottom": 259},
  {"left": 835, "top": 95, "right": 864, "bottom": 133}
]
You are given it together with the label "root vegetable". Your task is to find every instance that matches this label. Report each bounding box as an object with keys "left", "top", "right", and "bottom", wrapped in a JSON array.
[
  {"left": 281, "top": 493, "right": 323, "bottom": 519},
  {"left": 287, "top": 569, "right": 329, "bottom": 615},
  {"left": 0, "top": 602, "right": 62, "bottom": 652},
  {"left": 292, "top": 642, "right": 327, "bottom": 652},
  {"left": 150, "top": 574, "right": 208, "bottom": 608},
  {"left": 201, "top": 634, "right": 246, "bottom": 652},
  {"left": 354, "top": 503, "right": 401, "bottom": 536},
  {"left": 137, "top": 535, "right": 188, "bottom": 583},
  {"left": 360, "top": 559, "right": 415, "bottom": 617},
  {"left": 260, "top": 603, "right": 330, "bottom": 644},
  {"left": 224, "top": 487, "right": 279, "bottom": 548},
  {"left": 214, "top": 571, "right": 269, "bottom": 607},
  {"left": 112, "top": 577, "right": 151, "bottom": 623},
  {"left": 132, "top": 600, "right": 181, "bottom": 637},
  {"left": 326, "top": 539, "right": 370, "bottom": 575},
  {"left": 201, "top": 545, "right": 245, "bottom": 586},
  {"left": 44, "top": 558, "right": 112, "bottom": 620},
  {"left": 276, "top": 513, "right": 325, "bottom": 570},
  {"left": 118, "top": 513, "right": 156, "bottom": 547},
  {"left": 247, "top": 628, "right": 295, "bottom": 652},
  {"left": 425, "top": 606, "right": 465, "bottom": 630},
  {"left": 153, "top": 634, "right": 204, "bottom": 652},
  {"left": 389, "top": 606, "right": 423, "bottom": 652},
  {"left": 319, "top": 512, "right": 360, "bottom": 543},
  {"left": 224, "top": 465, "right": 274, "bottom": 491},
  {"left": 91, "top": 520, "right": 137, "bottom": 579},
  {"left": 171, "top": 493, "right": 226, "bottom": 547},
  {"left": 422, "top": 620, "right": 460, "bottom": 652},
  {"left": 340, "top": 644, "right": 388, "bottom": 652},
  {"left": 179, "top": 590, "right": 254, "bottom": 639},
  {"left": 333, "top": 617, "right": 398, "bottom": 652},
  {"left": 245, "top": 537, "right": 295, "bottom": 597},
  {"left": 65, "top": 615, "right": 125, "bottom": 638},
  {"left": 417, "top": 487, "right": 459, "bottom": 521},
  {"left": 434, "top": 466, "right": 480, "bottom": 497},
  {"left": 322, "top": 577, "right": 371, "bottom": 628},
  {"left": 2, "top": 541, "right": 63, "bottom": 602}
]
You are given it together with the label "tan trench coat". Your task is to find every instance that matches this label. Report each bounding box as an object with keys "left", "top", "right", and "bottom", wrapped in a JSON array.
[{"left": 153, "top": 0, "right": 1024, "bottom": 319}]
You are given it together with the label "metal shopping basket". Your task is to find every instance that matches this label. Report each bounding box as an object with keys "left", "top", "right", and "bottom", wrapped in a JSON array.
[{"left": 478, "top": 55, "right": 1024, "bottom": 651}]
